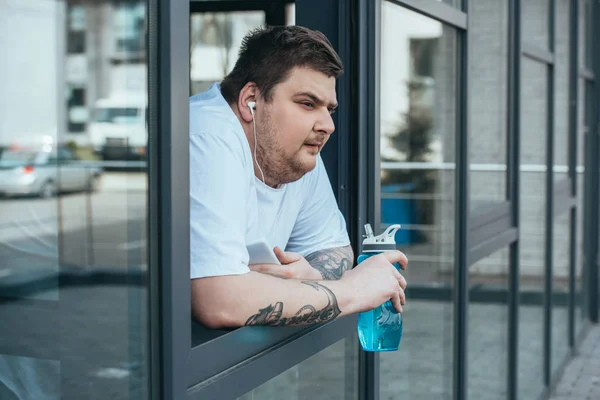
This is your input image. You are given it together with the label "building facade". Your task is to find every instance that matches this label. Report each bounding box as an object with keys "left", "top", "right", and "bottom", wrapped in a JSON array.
[{"left": 0, "top": 0, "right": 598, "bottom": 399}]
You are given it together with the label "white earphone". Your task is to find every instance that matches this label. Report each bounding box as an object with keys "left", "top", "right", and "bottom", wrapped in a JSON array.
[{"left": 247, "top": 101, "right": 265, "bottom": 183}]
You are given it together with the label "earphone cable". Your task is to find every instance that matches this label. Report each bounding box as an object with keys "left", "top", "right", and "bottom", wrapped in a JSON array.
[{"left": 253, "top": 116, "right": 266, "bottom": 183}]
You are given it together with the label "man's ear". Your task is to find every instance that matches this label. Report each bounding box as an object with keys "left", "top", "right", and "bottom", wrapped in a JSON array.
[{"left": 238, "top": 82, "right": 259, "bottom": 123}]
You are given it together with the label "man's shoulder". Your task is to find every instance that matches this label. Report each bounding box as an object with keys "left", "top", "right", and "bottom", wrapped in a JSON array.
[
  {"left": 190, "top": 83, "right": 240, "bottom": 132},
  {"left": 189, "top": 84, "right": 249, "bottom": 156}
]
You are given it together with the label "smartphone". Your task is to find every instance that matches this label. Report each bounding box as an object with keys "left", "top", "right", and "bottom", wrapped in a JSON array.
[{"left": 247, "top": 240, "right": 280, "bottom": 265}]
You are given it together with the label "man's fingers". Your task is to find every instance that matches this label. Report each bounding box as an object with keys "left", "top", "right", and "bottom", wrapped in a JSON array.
[
  {"left": 382, "top": 250, "right": 409, "bottom": 270},
  {"left": 388, "top": 267, "right": 407, "bottom": 306},
  {"left": 388, "top": 266, "right": 407, "bottom": 290},
  {"left": 398, "top": 287, "right": 406, "bottom": 306},
  {"left": 248, "top": 263, "right": 277, "bottom": 274},
  {"left": 249, "top": 263, "right": 294, "bottom": 279},
  {"left": 248, "top": 264, "right": 267, "bottom": 273},
  {"left": 391, "top": 292, "right": 403, "bottom": 313},
  {"left": 398, "top": 274, "right": 407, "bottom": 291},
  {"left": 273, "top": 246, "right": 286, "bottom": 261},
  {"left": 273, "top": 246, "right": 301, "bottom": 264}
]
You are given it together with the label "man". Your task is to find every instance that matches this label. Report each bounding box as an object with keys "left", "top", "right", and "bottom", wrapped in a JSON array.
[{"left": 190, "top": 25, "right": 408, "bottom": 329}]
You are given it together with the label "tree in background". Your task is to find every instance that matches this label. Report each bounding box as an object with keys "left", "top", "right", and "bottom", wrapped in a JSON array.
[{"left": 381, "top": 78, "right": 437, "bottom": 229}]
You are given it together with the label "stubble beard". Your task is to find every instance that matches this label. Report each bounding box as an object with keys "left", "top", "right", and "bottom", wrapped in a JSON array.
[{"left": 255, "top": 114, "right": 310, "bottom": 187}]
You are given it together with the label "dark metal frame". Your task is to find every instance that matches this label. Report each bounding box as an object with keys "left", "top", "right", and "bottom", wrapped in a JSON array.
[
  {"left": 584, "top": 0, "right": 599, "bottom": 323},
  {"left": 148, "top": 0, "right": 191, "bottom": 398},
  {"left": 387, "top": 0, "right": 467, "bottom": 28},
  {"left": 189, "top": 0, "right": 292, "bottom": 24},
  {"left": 454, "top": 1, "right": 470, "bottom": 399},
  {"left": 567, "top": 0, "right": 580, "bottom": 352},
  {"left": 357, "top": 0, "right": 382, "bottom": 398},
  {"left": 506, "top": 1, "right": 522, "bottom": 397},
  {"left": 543, "top": 0, "right": 556, "bottom": 387},
  {"left": 149, "top": 0, "right": 373, "bottom": 398}
]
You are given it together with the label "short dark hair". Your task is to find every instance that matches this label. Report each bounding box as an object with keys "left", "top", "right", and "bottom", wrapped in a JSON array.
[{"left": 220, "top": 25, "right": 344, "bottom": 105}]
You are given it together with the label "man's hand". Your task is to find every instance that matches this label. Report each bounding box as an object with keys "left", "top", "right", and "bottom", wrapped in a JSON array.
[
  {"left": 341, "top": 250, "right": 408, "bottom": 313},
  {"left": 248, "top": 246, "right": 322, "bottom": 280}
]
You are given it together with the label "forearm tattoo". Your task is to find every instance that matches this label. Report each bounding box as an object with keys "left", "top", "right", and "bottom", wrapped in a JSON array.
[
  {"left": 305, "top": 245, "right": 354, "bottom": 280},
  {"left": 244, "top": 281, "right": 342, "bottom": 327}
]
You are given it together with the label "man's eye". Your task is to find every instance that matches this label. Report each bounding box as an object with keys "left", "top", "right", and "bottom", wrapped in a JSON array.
[{"left": 302, "top": 102, "right": 314, "bottom": 108}]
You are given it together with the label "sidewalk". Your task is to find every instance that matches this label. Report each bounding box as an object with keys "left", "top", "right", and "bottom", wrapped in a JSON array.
[{"left": 550, "top": 324, "right": 600, "bottom": 400}]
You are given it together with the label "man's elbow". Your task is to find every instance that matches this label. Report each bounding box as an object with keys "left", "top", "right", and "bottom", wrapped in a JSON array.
[
  {"left": 191, "top": 277, "right": 243, "bottom": 329},
  {"left": 193, "top": 306, "right": 236, "bottom": 329}
]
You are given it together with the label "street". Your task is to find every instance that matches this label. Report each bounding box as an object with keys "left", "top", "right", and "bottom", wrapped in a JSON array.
[{"left": 0, "top": 171, "right": 148, "bottom": 294}]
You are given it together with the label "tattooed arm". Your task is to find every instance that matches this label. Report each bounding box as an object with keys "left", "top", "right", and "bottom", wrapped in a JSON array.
[
  {"left": 305, "top": 245, "right": 354, "bottom": 280},
  {"left": 192, "top": 272, "right": 350, "bottom": 328},
  {"left": 191, "top": 250, "right": 408, "bottom": 329},
  {"left": 248, "top": 245, "right": 354, "bottom": 281}
]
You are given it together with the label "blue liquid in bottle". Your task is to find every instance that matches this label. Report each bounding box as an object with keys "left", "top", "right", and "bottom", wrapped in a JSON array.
[{"left": 357, "top": 224, "right": 403, "bottom": 352}]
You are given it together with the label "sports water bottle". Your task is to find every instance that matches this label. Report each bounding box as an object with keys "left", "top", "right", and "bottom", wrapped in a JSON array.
[{"left": 357, "top": 223, "right": 403, "bottom": 352}]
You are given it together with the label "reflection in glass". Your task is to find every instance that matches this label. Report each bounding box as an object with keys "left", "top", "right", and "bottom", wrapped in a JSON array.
[
  {"left": 522, "top": 0, "right": 549, "bottom": 49},
  {"left": 469, "top": 0, "right": 508, "bottom": 213},
  {"left": 237, "top": 337, "right": 358, "bottom": 400},
  {"left": 580, "top": 0, "right": 592, "bottom": 69},
  {"left": 551, "top": 213, "right": 570, "bottom": 374},
  {"left": 554, "top": 0, "right": 570, "bottom": 183},
  {"left": 190, "top": 11, "right": 266, "bottom": 95},
  {"left": 379, "top": 3, "right": 456, "bottom": 398},
  {"left": 0, "top": 1, "right": 149, "bottom": 399},
  {"left": 468, "top": 248, "right": 509, "bottom": 400},
  {"left": 518, "top": 57, "right": 547, "bottom": 400}
]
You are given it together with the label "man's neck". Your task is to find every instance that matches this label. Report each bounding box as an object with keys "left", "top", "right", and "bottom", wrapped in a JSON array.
[{"left": 229, "top": 102, "right": 280, "bottom": 188}]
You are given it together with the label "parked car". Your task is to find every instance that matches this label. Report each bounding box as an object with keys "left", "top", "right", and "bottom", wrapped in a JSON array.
[{"left": 0, "top": 144, "right": 102, "bottom": 198}]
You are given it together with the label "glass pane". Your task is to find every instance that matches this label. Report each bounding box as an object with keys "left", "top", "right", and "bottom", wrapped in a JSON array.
[
  {"left": 518, "top": 57, "right": 547, "bottom": 400},
  {"left": 379, "top": 3, "right": 456, "bottom": 398},
  {"left": 554, "top": 0, "right": 570, "bottom": 183},
  {"left": 580, "top": 0, "right": 592, "bottom": 70},
  {"left": 237, "top": 336, "right": 359, "bottom": 400},
  {"left": 522, "top": 0, "right": 550, "bottom": 49},
  {"left": 552, "top": 212, "right": 571, "bottom": 374},
  {"left": 190, "top": 11, "right": 266, "bottom": 96},
  {"left": 469, "top": 0, "right": 508, "bottom": 213},
  {"left": 0, "top": 1, "right": 149, "bottom": 398},
  {"left": 468, "top": 248, "right": 509, "bottom": 400}
]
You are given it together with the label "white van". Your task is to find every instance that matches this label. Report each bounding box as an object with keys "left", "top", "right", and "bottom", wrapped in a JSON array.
[{"left": 88, "top": 92, "right": 147, "bottom": 161}]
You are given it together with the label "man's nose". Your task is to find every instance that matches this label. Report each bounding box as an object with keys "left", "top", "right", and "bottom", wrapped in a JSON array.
[{"left": 314, "top": 112, "right": 335, "bottom": 136}]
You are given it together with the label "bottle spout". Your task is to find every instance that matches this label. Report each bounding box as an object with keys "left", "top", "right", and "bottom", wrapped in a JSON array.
[
  {"left": 362, "top": 224, "right": 402, "bottom": 248},
  {"left": 363, "top": 223, "right": 374, "bottom": 238},
  {"left": 383, "top": 224, "right": 402, "bottom": 240}
]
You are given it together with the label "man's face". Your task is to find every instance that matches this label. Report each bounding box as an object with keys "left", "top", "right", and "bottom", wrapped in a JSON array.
[{"left": 255, "top": 67, "right": 337, "bottom": 186}]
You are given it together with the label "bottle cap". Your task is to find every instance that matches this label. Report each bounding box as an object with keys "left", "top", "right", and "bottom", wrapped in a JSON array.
[{"left": 362, "top": 223, "right": 401, "bottom": 252}]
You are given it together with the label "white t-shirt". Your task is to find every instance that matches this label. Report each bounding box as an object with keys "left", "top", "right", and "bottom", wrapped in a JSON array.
[{"left": 189, "top": 83, "right": 350, "bottom": 279}]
